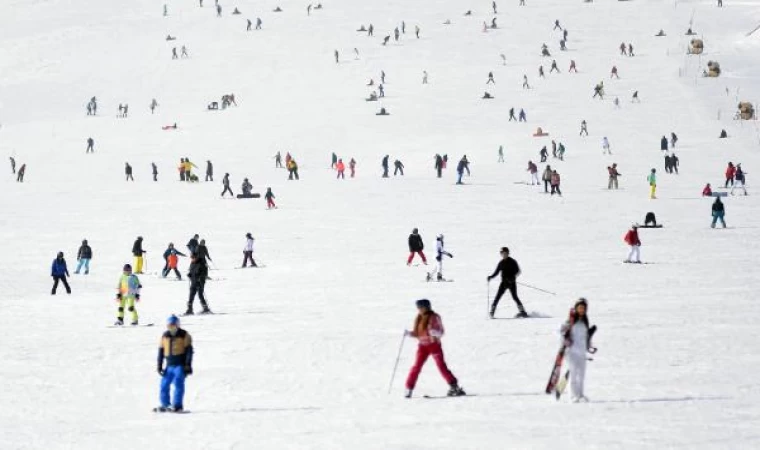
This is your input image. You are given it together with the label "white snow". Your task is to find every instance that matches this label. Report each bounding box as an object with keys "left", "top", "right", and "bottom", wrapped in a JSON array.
[{"left": 1, "top": 0, "right": 760, "bottom": 448}]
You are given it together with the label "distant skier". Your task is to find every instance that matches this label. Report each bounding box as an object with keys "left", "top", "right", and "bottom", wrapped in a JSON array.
[
  {"left": 349, "top": 158, "right": 356, "bottom": 177},
  {"left": 498, "top": 146, "right": 505, "bottom": 162},
  {"left": 671, "top": 153, "right": 680, "bottom": 174},
  {"left": 75, "top": 239, "right": 92, "bottom": 275},
  {"left": 17, "top": 164, "right": 25, "bottom": 182},
  {"left": 430, "top": 234, "right": 453, "bottom": 281},
  {"left": 265, "top": 187, "right": 276, "bottom": 209},
  {"left": 523, "top": 75, "right": 530, "bottom": 89},
  {"left": 196, "top": 239, "right": 213, "bottom": 265},
  {"left": 275, "top": 151, "right": 283, "bottom": 168},
  {"left": 256, "top": 17, "right": 262, "bottom": 30},
  {"left": 487, "top": 247, "right": 528, "bottom": 318},
  {"left": 403, "top": 299, "right": 466, "bottom": 398},
  {"left": 132, "top": 236, "right": 146, "bottom": 274},
  {"left": 162, "top": 243, "right": 186, "bottom": 279},
  {"left": 542, "top": 165, "right": 552, "bottom": 192},
  {"left": 602, "top": 137, "right": 611, "bottom": 154},
  {"left": 394, "top": 160, "right": 405, "bottom": 176},
  {"left": 86, "top": 137, "right": 95, "bottom": 153},
  {"left": 216, "top": 4, "right": 222, "bottom": 16},
  {"left": 539, "top": 65, "right": 545, "bottom": 78},
  {"left": 150, "top": 98, "right": 159, "bottom": 113},
  {"left": 331, "top": 152, "right": 338, "bottom": 169},
  {"left": 415, "top": 25, "right": 420, "bottom": 38},
  {"left": 152, "top": 163, "right": 158, "bottom": 181},
  {"left": 221, "top": 173, "right": 234, "bottom": 197},
  {"left": 434, "top": 154, "right": 444, "bottom": 178},
  {"left": 155, "top": 315, "right": 193, "bottom": 413},
  {"left": 205, "top": 161, "right": 213, "bottom": 182},
  {"left": 550, "top": 60, "right": 559, "bottom": 73},
  {"left": 647, "top": 168, "right": 657, "bottom": 199},
  {"left": 407, "top": 228, "right": 427, "bottom": 265},
  {"left": 186, "top": 252, "right": 211, "bottom": 315},
  {"left": 9, "top": 156, "right": 15, "bottom": 174},
  {"left": 115, "top": 263, "right": 141, "bottom": 325},
  {"left": 560, "top": 298, "right": 596, "bottom": 402},
  {"left": 702, "top": 183, "right": 713, "bottom": 197},
  {"left": 553, "top": 19, "right": 562, "bottom": 30},
  {"left": 125, "top": 163, "right": 134, "bottom": 181},
  {"left": 486, "top": 72, "right": 495, "bottom": 84},
  {"left": 711, "top": 197, "right": 727, "bottom": 228},
  {"left": 509, "top": 108, "right": 516, "bottom": 121},
  {"left": 382, "top": 155, "right": 390, "bottom": 178},
  {"left": 287, "top": 159, "right": 300, "bottom": 180},
  {"left": 422, "top": 71, "right": 428, "bottom": 84},
  {"left": 731, "top": 164, "right": 747, "bottom": 195},
  {"left": 378, "top": 84, "right": 385, "bottom": 97},
  {"left": 550, "top": 170, "right": 562, "bottom": 196},
  {"left": 518, "top": 109, "right": 527, "bottom": 122},
  {"left": 242, "top": 233, "right": 258, "bottom": 267},
  {"left": 623, "top": 225, "right": 641, "bottom": 263},
  {"left": 580, "top": 120, "right": 588, "bottom": 136},
  {"left": 181, "top": 45, "right": 188, "bottom": 58},
  {"left": 610, "top": 66, "right": 619, "bottom": 79},
  {"left": 725, "top": 162, "right": 736, "bottom": 187},
  {"left": 660, "top": 136, "right": 668, "bottom": 151},
  {"left": 247, "top": 19, "right": 252, "bottom": 31},
  {"left": 607, "top": 164, "right": 621, "bottom": 189},
  {"left": 51, "top": 251, "right": 71, "bottom": 295},
  {"left": 569, "top": 60, "right": 577, "bottom": 72},
  {"left": 456, "top": 159, "right": 466, "bottom": 185},
  {"left": 334, "top": 50, "right": 339, "bottom": 64},
  {"left": 527, "top": 161, "right": 539, "bottom": 185}
]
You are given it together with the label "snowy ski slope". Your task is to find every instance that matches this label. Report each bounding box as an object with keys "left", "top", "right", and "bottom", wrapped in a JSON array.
[{"left": 1, "top": 0, "right": 760, "bottom": 449}]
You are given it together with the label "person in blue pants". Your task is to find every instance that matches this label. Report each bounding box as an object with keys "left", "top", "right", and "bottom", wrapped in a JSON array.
[{"left": 156, "top": 315, "right": 193, "bottom": 412}]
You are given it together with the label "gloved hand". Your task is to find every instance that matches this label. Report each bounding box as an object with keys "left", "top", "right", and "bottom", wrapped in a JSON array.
[
  {"left": 157, "top": 367, "right": 165, "bottom": 376},
  {"left": 135, "top": 294, "right": 141, "bottom": 301},
  {"left": 116, "top": 293, "right": 122, "bottom": 300},
  {"left": 487, "top": 276, "right": 492, "bottom": 282},
  {"left": 184, "top": 366, "right": 193, "bottom": 375}
]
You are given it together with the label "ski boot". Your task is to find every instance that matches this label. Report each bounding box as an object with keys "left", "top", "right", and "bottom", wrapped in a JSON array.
[
  {"left": 170, "top": 406, "right": 184, "bottom": 412},
  {"left": 515, "top": 311, "right": 529, "bottom": 319},
  {"left": 200, "top": 307, "right": 212, "bottom": 315},
  {"left": 153, "top": 406, "right": 169, "bottom": 412},
  {"left": 183, "top": 309, "right": 194, "bottom": 316},
  {"left": 131, "top": 320, "right": 139, "bottom": 326},
  {"left": 447, "top": 383, "right": 466, "bottom": 397},
  {"left": 404, "top": 389, "right": 413, "bottom": 399},
  {"left": 489, "top": 311, "right": 495, "bottom": 319},
  {"left": 114, "top": 319, "right": 124, "bottom": 326},
  {"left": 436, "top": 272, "right": 444, "bottom": 281},
  {"left": 425, "top": 272, "right": 432, "bottom": 282}
]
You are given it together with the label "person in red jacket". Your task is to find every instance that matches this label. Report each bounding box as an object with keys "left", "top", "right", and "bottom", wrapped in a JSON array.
[
  {"left": 336, "top": 159, "right": 346, "bottom": 179},
  {"left": 404, "top": 299, "right": 465, "bottom": 398},
  {"left": 702, "top": 183, "right": 712, "bottom": 197},
  {"left": 725, "top": 162, "right": 736, "bottom": 188},
  {"left": 623, "top": 225, "right": 641, "bottom": 263}
]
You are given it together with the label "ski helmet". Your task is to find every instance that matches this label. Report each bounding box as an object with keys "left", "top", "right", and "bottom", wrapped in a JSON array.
[
  {"left": 123, "top": 263, "right": 132, "bottom": 272},
  {"left": 167, "top": 315, "right": 180, "bottom": 326},
  {"left": 415, "top": 299, "right": 431, "bottom": 309}
]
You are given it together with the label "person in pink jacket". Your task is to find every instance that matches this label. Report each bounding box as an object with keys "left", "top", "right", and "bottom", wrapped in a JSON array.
[{"left": 404, "top": 299, "right": 466, "bottom": 398}]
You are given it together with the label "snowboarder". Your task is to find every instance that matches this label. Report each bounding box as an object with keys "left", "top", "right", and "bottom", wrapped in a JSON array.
[
  {"left": 607, "top": 164, "right": 621, "bottom": 189},
  {"left": 407, "top": 228, "right": 427, "bottom": 265},
  {"left": 242, "top": 233, "right": 258, "bottom": 267},
  {"left": 647, "top": 169, "right": 657, "bottom": 199},
  {"left": 75, "top": 239, "right": 92, "bottom": 275},
  {"left": 560, "top": 298, "right": 596, "bottom": 402},
  {"left": 86, "top": 137, "right": 94, "bottom": 153},
  {"left": 240, "top": 178, "right": 253, "bottom": 196},
  {"left": 162, "top": 244, "right": 186, "bottom": 279},
  {"left": 221, "top": 173, "right": 234, "bottom": 197},
  {"left": 711, "top": 197, "right": 727, "bottom": 228},
  {"left": 132, "top": 236, "right": 146, "bottom": 274},
  {"left": 731, "top": 164, "right": 747, "bottom": 195},
  {"left": 125, "top": 163, "right": 134, "bottom": 181},
  {"left": 205, "top": 161, "right": 213, "bottom": 182},
  {"left": 265, "top": 187, "right": 276, "bottom": 209},
  {"left": 51, "top": 251, "right": 71, "bottom": 295},
  {"left": 624, "top": 225, "right": 641, "bottom": 263},
  {"left": 115, "top": 263, "right": 141, "bottom": 325},
  {"left": 487, "top": 247, "right": 527, "bottom": 318},
  {"left": 394, "top": 160, "right": 404, "bottom": 176},
  {"left": 155, "top": 315, "right": 193, "bottom": 413},
  {"left": 382, "top": 155, "right": 390, "bottom": 178},
  {"left": 403, "top": 299, "right": 465, "bottom": 398},
  {"left": 186, "top": 253, "right": 211, "bottom": 314}
]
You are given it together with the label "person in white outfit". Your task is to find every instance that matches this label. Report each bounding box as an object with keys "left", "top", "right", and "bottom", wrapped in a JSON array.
[
  {"left": 242, "top": 233, "right": 258, "bottom": 268},
  {"left": 602, "top": 137, "right": 611, "bottom": 154},
  {"left": 428, "top": 234, "right": 453, "bottom": 281},
  {"left": 561, "top": 298, "right": 596, "bottom": 402}
]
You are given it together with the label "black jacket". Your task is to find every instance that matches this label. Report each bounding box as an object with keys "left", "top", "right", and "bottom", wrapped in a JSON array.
[
  {"left": 489, "top": 257, "right": 520, "bottom": 283},
  {"left": 712, "top": 201, "right": 725, "bottom": 213},
  {"left": 196, "top": 244, "right": 212, "bottom": 262},
  {"left": 188, "top": 259, "right": 209, "bottom": 282},
  {"left": 187, "top": 238, "right": 199, "bottom": 254},
  {"left": 77, "top": 245, "right": 92, "bottom": 260},
  {"left": 132, "top": 239, "right": 144, "bottom": 256},
  {"left": 408, "top": 233, "right": 424, "bottom": 252},
  {"left": 206, "top": 162, "right": 213, "bottom": 175}
]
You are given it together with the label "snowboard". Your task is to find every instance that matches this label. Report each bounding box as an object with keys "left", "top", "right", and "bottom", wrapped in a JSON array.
[
  {"left": 234, "top": 265, "right": 267, "bottom": 269},
  {"left": 634, "top": 224, "right": 663, "bottom": 228},
  {"left": 236, "top": 193, "right": 261, "bottom": 199},
  {"left": 153, "top": 407, "right": 190, "bottom": 414},
  {"left": 422, "top": 394, "right": 476, "bottom": 399},
  {"left": 545, "top": 347, "right": 566, "bottom": 395}
]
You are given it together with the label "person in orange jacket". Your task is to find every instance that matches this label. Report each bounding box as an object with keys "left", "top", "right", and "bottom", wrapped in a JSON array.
[
  {"left": 336, "top": 159, "right": 346, "bottom": 179},
  {"left": 162, "top": 243, "right": 186, "bottom": 279}
]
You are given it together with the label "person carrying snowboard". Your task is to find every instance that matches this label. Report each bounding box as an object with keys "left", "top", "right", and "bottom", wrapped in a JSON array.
[
  {"left": 407, "top": 228, "right": 427, "bottom": 265},
  {"left": 242, "top": 233, "right": 258, "bottom": 267},
  {"left": 403, "top": 299, "right": 466, "bottom": 398},
  {"left": 623, "top": 225, "right": 641, "bottom": 263},
  {"left": 559, "top": 298, "right": 596, "bottom": 402},
  {"left": 115, "top": 263, "right": 141, "bottom": 325},
  {"left": 51, "top": 251, "right": 71, "bottom": 295},
  {"left": 155, "top": 315, "right": 193, "bottom": 413},
  {"left": 75, "top": 239, "right": 92, "bottom": 274},
  {"left": 265, "top": 187, "right": 276, "bottom": 209},
  {"left": 487, "top": 247, "right": 528, "bottom": 318}
]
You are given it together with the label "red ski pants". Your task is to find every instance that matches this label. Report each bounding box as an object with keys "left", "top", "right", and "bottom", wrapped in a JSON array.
[
  {"left": 267, "top": 198, "right": 276, "bottom": 208},
  {"left": 407, "top": 251, "right": 427, "bottom": 264},
  {"left": 405, "top": 342, "right": 457, "bottom": 389}
]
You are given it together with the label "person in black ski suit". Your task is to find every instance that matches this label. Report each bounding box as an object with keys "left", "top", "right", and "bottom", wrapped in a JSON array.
[
  {"left": 205, "top": 161, "right": 213, "bottom": 182},
  {"left": 221, "top": 173, "right": 233, "bottom": 197},
  {"left": 487, "top": 247, "right": 527, "bottom": 318},
  {"left": 196, "top": 240, "right": 213, "bottom": 264},
  {"left": 434, "top": 154, "right": 444, "bottom": 178},
  {"left": 86, "top": 137, "right": 95, "bottom": 153},
  {"left": 186, "top": 234, "right": 200, "bottom": 255},
  {"left": 186, "top": 253, "right": 211, "bottom": 314},
  {"left": 382, "top": 155, "right": 390, "bottom": 177}
]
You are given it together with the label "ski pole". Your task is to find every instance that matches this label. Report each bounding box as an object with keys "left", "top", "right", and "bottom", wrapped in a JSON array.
[
  {"left": 387, "top": 331, "right": 407, "bottom": 394},
  {"left": 517, "top": 281, "right": 557, "bottom": 296}
]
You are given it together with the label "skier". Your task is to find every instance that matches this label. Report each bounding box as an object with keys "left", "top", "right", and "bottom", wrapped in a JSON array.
[
  {"left": 580, "top": 120, "right": 588, "bottom": 136},
  {"left": 492, "top": 1, "right": 497, "bottom": 14},
  {"left": 560, "top": 298, "right": 596, "bottom": 402},
  {"left": 150, "top": 98, "right": 159, "bottom": 113},
  {"left": 539, "top": 65, "right": 545, "bottom": 78},
  {"left": 619, "top": 42, "right": 627, "bottom": 56},
  {"left": 407, "top": 228, "right": 427, "bottom": 265},
  {"left": 542, "top": 165, "right": 552, "bottom": 193},
  {"left": 550, "top": 60, "right": 559, "bottom": 73},
  {"left": 196, "top": 239, "right": 213, "bottom": 265},
  {"left": 132, "top": 236, "right": 146, "bottom": 274},
  {"left": 9, "top": 156, "right": 15, "bottom": 174},
  {"left": 155, "top": 315, "right": 193, "bottom": 413},
  {"left": 178, "top": 158, "right": 186, "bottom": 181},
  {"left": 632, "top": 91, "right": 640, "bottom": 103},
  {"left": 349, "top": 158, "right": 356, "bottom": 177},
  {"left": 660, "top": 136, "right": 668, "bottom": 152},
  {"left": 550, "top": 170, "right": 562, "bottom": 196},
  {"left": 221, "top": 173, "right": 234, "bottom": 197},
  {"left": 671, "top": 153, "right": 680, "bottom": 175},
  {"left": 125, "top": 162, "right": 134, "bottom": 181},
  {"left": 186, "top": 234, "right": 199, "bottom": 255},
  {"left": 518, "top": 109, "right": 527, "bottom": 122},
  {"left": 725, "top": 162, "right": 735, "bottom": 187},
  {"left": 607, "top": 164, "right": 621, "bottom": 189},
  {"left": 403, "top": 299, "right": 465, "bottom": 398},
  {"left": 51, "top": 251, "right": 71, "bottom": 295},
  {"left": 415, "top": 25, "right": 420, "bottom": 38},
  {"left": 487, "top": 247, "right": 528, "bottom": 318},
  {"left": 711, "top": 197, "right": 727, "bottom": 228},
  {"left": 539, "top": 146, "right": 548, "bottom": 163},
  {"left": 498, "top": 146, "right": 504, "bottom": 162},
  {"left": 256, "top": 17, "right": 262, "bottom": 30},
  {"left": 336, "top": 159, "right": 345, "bottom": 179},
  {"left": 434, "top": 154, "right": 444, "bottom": 178},
  {"left": 523, "top": 75, "right": 530, "bottom": 89},
  {"left": 455, "top": 159, "right": 466, "bottom": 185},
  {"left": 429, "top": 235, "right": 453, "bottom": 281},
  {"left": 86, "top": 137, "right": 94, "bottom": 153},
  {"left": 394, "top": 160, "right": 405, "bottom": 176},
  {"left": 508, "top": 108, "right": 516, "bottom": 122},
  {"left": 287, "top": 158, "right": 300, "bottom": 180},
  {"left": 17, "top": 164, "right": 25, "bottom": 182},
  {"left": 382, "top": 155, "right": 390, "bottom": 178},
  {"left": 152, "top": 163, "right": 158, "bottom": 182},
  {"left": 162, "top": 244, "right": 186, "bottom": 279},
  {"left": 265, "top": 187, "right": 276, "bottom": 209},
  {"left": 75, "top": 239, "right": 92, "bottom": 274},
  {"left": 569, "top": 60, "right": 577, "bottom": 72},
  {"left": 378, "top": 84, "right": 385, "bottom": 98},
  {"left": 216, "top": 4, "right": 222, "bottom": 16},
  {"left": 422, "top": 71, "right": 428, "bottom": 84},
  {"left": 275, "top": 152, "right": 282, "bottom": 168},
  {"left": 527, "top": 161, "right": 539, "bottom": 185},
  {"left": 242, "top": 233, "right": 258, "bottom": 267},
  {"left": 115, "top": 263, "right": 141, "bottom": 325},
  {"left": 602, "top": 137, "right": 611, "bottom": 154},
  {"left": 647, "top": 168, "right": 657, "bottom": 199},
  {"left": 664, "top": 154, "right": 672, "bottom": 174},
  {"left": 486, "top": 72, "right": 495, "bottom": 84},
  {"left": 186, "top": 252, "right": 211, "bottom": 315},
  {"left": 553, "top": 19, "right": 562, "bottom": 30},
  {"left": 610, "top": 66, "right": 619, "bottom": 79},
  {"left": 368, "top": 24, "right": 374, "bottom": 36},
  {"left": 731, "top": 164, "right": 747, "bottom": 195},
  {"left": 334, "top": 50, "right": 339, "bottom": 64},
  {"left": 205, "top": 161, "right": 213, "bottom": 182},
  {"left": 623, "top": 225, "right": 641, "bottom": 263}
]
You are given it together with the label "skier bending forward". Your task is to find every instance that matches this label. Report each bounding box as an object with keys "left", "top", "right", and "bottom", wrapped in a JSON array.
[{"left": 404, "top": 299, "right": 466, "bottom": 398}]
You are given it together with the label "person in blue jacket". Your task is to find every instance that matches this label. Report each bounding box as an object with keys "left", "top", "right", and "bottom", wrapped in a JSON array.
[
  {"left": 51, "top": 251, "right": 71, "bottom": 295},
  {"left": 156, "top": 315, "right": 194, "bottom": 412}
]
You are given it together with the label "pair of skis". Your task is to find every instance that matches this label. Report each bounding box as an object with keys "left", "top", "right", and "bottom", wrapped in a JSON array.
[{"left": 545, "top": 325, "right": 597, "bottom": 400}]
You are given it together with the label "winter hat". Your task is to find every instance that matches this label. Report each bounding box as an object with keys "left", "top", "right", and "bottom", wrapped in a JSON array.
[
  {"left": 246, "top": 233, "right": 252, "bottom": 238},
  {"left": 167, "top": 315, "right": 180, "bottom": 326},
  {"left": 57, "top": 251, "right": 64, "bottom": 258},
  {"left": 574, "top": 298, "right": 588, "bottom": 309},
  {"left": 123, "top": 263, "right": 132, "bottom": 272},
  {"left": 500, "top": 247, "right": 509, "bottom": 254},
  {"left": 415, "top": 299, "right": 431, "bottom": 309},
  {"left": 412, "top": 228, "right": 418, "bottom": 234}
]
